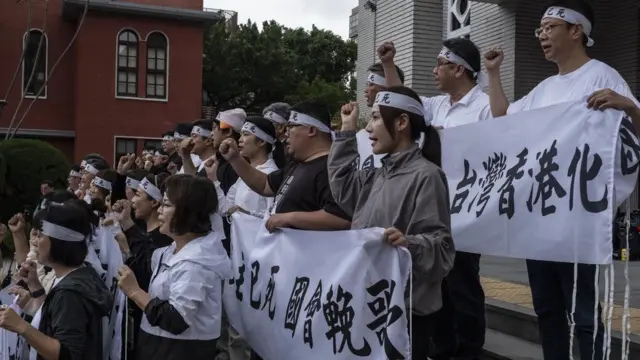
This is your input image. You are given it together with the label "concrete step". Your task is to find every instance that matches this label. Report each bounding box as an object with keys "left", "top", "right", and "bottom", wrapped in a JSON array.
[
  {"left": 482, "top": 328, "right": 543, "bottom": 360},
  {"left": 485, "top": 298, "right": 640, "bottom": 359}
]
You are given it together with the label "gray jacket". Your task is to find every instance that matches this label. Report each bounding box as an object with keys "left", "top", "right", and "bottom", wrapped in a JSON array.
[{"left": 328, "top": 131, "right": 455, "bottom": 316}]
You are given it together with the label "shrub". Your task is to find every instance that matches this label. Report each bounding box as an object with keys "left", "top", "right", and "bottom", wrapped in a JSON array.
[{"left": 0, "top": 139, "right": 69, "bottom": 229}]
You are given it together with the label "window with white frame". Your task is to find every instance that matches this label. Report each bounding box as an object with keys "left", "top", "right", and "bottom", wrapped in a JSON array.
[
  {"left": 117, "top": 30, "right": 139, "bottom": 97},
  {"left": 447, "top": 0, "right": 471, "bottom": 39},
  {"left": 115, "top": 137, "right": 137, "bottom": 164},
  {"left": 22, "top": 29, "right": 48, "bottom": 98},
  {"left": 146, "top": 32, "right": 168, "bottom": 99}
]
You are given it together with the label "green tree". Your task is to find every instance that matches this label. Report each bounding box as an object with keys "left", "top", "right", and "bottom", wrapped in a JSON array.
[
  {"left": 0, "top": 139, "right": 69, "bottom": 224},
  {"left": 202, "top": 20, "right": 357, "bottom": 114}
]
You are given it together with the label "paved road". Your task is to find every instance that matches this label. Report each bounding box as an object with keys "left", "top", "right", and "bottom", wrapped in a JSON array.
[{"left": 480, "top": 256, "right": 640, "bottom": 308}]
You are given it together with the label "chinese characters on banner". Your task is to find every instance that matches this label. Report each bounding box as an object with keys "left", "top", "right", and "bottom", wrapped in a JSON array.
[
  {"left": 224, "top": 213, "right": 412, "bottom": 360},
  {"left": 440, "top": 101, "right": 640, "bottom": 264},
  {"left": 0, "top": 289, "right": 25, "bottom": 360}
]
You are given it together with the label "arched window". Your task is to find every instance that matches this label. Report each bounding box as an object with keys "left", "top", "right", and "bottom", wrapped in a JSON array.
[
  {"left": 146, "top": 32, "right": 168, "bottom": 99},
  {"left": 22, "top": 29, "right": 48, "bottom": 98},
  {"left": 117, "top": 30, "right": 139, "bottom": 97},
  {"left": 447, "top": 0, "right": 471, "bottom": 39}
]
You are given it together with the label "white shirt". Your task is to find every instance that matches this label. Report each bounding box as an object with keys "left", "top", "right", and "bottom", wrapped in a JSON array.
[
  {"left": 507, "top": 59, "right": 640, "bottom": 114},
  {"left": 506, "top": 59, "right": 640, "bottom": 207},
  {"left": 420, "top": 85, "right": 492, "bottom": 129},
  {"left": 178, "top": 154, "right": 203, "bottom": 174},
  {"left": 216, "top": 159, "right": 278, "bottom": 218},
  {"left": 140, "top": 232, "right": 231, "bottom": 340}
]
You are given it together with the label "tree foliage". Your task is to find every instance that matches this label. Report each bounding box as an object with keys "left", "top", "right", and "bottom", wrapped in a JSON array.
[{"left": 203, "top": 20, "right": 357, "bottom": 116}]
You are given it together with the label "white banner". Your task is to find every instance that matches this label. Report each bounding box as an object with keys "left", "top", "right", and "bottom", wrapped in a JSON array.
[
  {"left": 224, "top": 213, "right": 412, "bottom": 360},
  {"left": 0, "top": 290, "right": 25, "bottom": 360},
  {"left": 355, "top": 100, "right": 640, "bottom": 264}
]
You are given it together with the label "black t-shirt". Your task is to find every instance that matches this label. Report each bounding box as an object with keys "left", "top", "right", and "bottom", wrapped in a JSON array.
[{"left": 267, "top": 155, "right": 350, "bottom": 220}]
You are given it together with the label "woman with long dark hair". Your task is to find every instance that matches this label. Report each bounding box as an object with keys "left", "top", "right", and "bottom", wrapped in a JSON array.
[{"left": 328, "top": 86, "right": 455, "bottom": 359}]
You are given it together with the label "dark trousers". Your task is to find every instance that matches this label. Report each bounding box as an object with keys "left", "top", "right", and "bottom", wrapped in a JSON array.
[
  {"left": 526, "top": 259, "right": 604, "bottom": 360},
  {"left": 411, "top": 313, "right": 435, "bottom": 359},
  {"left": 431, "top": 251, "right": 486, "bottom": 360}
]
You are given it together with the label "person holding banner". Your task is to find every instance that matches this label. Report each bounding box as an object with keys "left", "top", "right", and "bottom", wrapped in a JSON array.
[
  {"left": 115, "top": 175, "right": 231, "bottom": 360},
  {"left": 0, "top": 202, "right": 113, "bottom": 360},
  {"left": 483, "top": 1, "right": 640, "bottom": 359},
  {"left": 328, "top": 87, "right": 455, "bottom": 359},
  {"left": 219, "top": 101, "right": 352, "bottom": 233},
  {"left": 378, "top": 38, "right": 491, "bottom": 360}
]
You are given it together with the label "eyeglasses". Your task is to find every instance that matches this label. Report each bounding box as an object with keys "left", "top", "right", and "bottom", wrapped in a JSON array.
[{"left": 534, "top": 24, "right": 564, "bottom": 38}]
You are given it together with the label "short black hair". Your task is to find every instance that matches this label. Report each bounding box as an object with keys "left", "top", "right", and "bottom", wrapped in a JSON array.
[
  {"left": 33, "top": 202, "right": 92, "bottom": 267},
  {"left": 70, "top": 165, "right": 81, "bottom": 173},
  {"left": 83, "top": 153, "right": 106, "bottom": 163},
  {"left": 368, "top": 62, "right": 405, "bottom": 84},
  {"left": 162, "top": 130, "right": 174, "bottom": 138},
  {"left": 174, "top": 122, "right": 194, "bottom": 137},
  {"left": 192, "top": 119, "right": 214, "bottom": 138},
  {"left": 41, "top": 180, "right": 54, "bottom": 188},
  {"left": 126, "top": 168, "right": 147, "bottom": 181},
  {"left": 442, "top": 37, "right": 481, "bottom": 80},
  {"left": 164, "top": 174, "right": 218, "bottom": 236},
  {"left": 542, "top": 0, "right": 595, "bottom": 46},
  {"left": 86, "top": 158, "right": 109, "bottom": 172},
  {"left": 290, "top": 101, "right": 333, "bottom": 140}
]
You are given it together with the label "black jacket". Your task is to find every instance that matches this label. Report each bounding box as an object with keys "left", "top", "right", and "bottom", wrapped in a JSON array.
[{"left": 37, "top": 266, "right": 113, "bottom": 360}]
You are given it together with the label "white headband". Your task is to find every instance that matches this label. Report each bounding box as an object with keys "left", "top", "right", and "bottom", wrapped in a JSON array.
[
  {"left": 192, "top": 125, "right": 212, "bottom": 138},
  {"left": 163, "top": 135, "right": 173, "bottom": 141},
  {"left": 438, "top": 46, "right": 489, "bottom": 89},
  {"left": 84, "top": 163, "right": 99, "bottom": 175},
  {"left": 241, "top": 122, "right": 275, "bottom": 144},
  {"left": 126, "top": 177, "right": 140, "bottom": 189},
  {"left": 80, "top": 160, "right": 87, "bottom": 168},
  {"left": 216, "top": 111, "right": 246, "bottom": 132},
  {"left": 438, "top": 47, "right": 474, "bottom": 72},
  {"left": 69, "top": 170, "right": 81, "bottom": 178},
  {"left": 92, "top": 177, "right": 112, "bottom": 191},
  {"left": 264, "top": 111, "right": 288, "bottom": 125},
  {"left": 543, "top": 7, "right": 594, "bottom": 47},
  {"left": 367, "top": 72, "right": 386, "bottom": 86},
  {"left": 374, "top": 91, "right": 426, "bottom": 119},
  {"left": 173, "top": 132, "right": 188, "bottom": 140},
  {"left": 289, "top": 111, "right": 332, "bottom": 133},
  {"left": 41, "top": 220, "right": 85, "bottom": 242},
  {"left": 139, "top": 178, "right": 162, "bottom": 201}
]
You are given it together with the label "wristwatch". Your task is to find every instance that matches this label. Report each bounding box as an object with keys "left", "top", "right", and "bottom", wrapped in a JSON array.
[{"left": 30, "top": 288, "right": 45, "bottom": 299}]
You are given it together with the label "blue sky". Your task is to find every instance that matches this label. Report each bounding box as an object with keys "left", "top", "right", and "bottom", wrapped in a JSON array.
[{"left": 203, "top": 0, "right": 359, "bottom": 39}]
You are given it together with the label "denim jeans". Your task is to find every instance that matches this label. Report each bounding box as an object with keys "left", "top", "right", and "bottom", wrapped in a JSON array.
[
  {"left": 526, "top": 259, "right": 604, "bottom": 360},
  {"left": 431, "top": 252, "right": 486, "bottom": 360}
]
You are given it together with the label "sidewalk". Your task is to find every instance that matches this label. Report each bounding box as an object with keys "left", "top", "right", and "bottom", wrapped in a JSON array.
[{"left": 482, "top": 276, "right": 640, "bottom": 335}]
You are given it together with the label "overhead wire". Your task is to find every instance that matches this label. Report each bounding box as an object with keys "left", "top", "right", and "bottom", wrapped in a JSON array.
[
  {"left": 0, "top": 0, "right": 33, "bottom": 121},
  {"left": 9, "top": 0, "right": 91, "bottom": 139},
  {"left": 6, "top": 0, "right": 49, "bottom": 140}
]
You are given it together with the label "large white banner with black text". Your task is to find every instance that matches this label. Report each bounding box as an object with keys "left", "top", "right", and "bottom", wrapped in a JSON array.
[
  {"left": 224, "top": 213, "right": 412, "bottom": 360},
  {"left": 356, "top": 100, "right": 640, "bottom": 264}
]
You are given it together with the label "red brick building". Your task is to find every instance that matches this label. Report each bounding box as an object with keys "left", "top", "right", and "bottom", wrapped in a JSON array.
[{"left": 0, "top": 0, "right": 224, "bottom": 164}]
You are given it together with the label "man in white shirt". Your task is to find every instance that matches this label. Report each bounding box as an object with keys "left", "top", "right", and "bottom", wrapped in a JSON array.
[
  {"left": 379, "top": 38, "right": 491, "bottom": 360},
  {"left": 484, "top": 1, "right": 640, "bottom": 359}
]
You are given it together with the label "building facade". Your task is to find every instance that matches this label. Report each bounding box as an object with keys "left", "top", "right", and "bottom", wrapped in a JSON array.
[
  {"left": 0, "top": 0, "right": 227, "bottom": 164},
  {"left": 351, "top": 0, "right": 640, "bottom": 113}
]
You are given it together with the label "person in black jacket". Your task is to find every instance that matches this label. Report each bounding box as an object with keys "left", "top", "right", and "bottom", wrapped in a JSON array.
[{"left": 0, "top": 202, "right": 112, "bottom": 360}]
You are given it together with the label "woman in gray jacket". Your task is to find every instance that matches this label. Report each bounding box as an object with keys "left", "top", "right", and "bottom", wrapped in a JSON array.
[{"left": 328, "top": 85, "right": 455, "bottom": 359}]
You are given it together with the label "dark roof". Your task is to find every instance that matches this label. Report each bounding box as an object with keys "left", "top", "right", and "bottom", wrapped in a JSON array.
[{"left": 61, "top": 0, "right": 224, "bottom": 25}]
